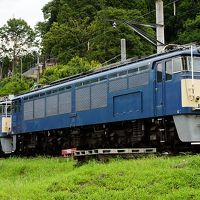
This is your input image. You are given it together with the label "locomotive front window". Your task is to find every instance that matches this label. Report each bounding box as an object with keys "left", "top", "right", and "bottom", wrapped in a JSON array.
[
  {"left": 172, "top": 56, "right": 200, "bottom": 72},
  {"left": 186, "top": 56, "right": 200, "bottom": 72},
  {"left": 172, "top": 57, "right": 183, "bottom": 73},
  {"left": 1, "top": 104, "right": 11, "bottom": 115}
]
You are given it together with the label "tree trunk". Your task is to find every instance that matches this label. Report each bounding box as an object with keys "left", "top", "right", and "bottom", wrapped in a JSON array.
[{"left": 12, "top": 49, "right": 16, "bottom": 75}]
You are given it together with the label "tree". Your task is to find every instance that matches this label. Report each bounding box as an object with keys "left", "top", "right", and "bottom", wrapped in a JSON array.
[
  {"left": 39, "top": 0, "right": 156, "bottom": 64},
  {"left": 163, "top": 0, "right": 200, "bottom": 44},
  {"left": 0, "top": 18, "right": 36, "bottom": 74},
  {"left": 87, "top": 7, "right": 155, "bottom": 63},
  {"left": 39, "top": 56, "right": 100, "bottom": 84},
  {"left": 0, "top": 74, "right": 34, "bottom": 97},
  {"left": 39, "top": 0, "right": 200, "bottom": 67},
  {"left": 178, "top": 15, "right": 200, "bottom": 43},
  {"left": 42, "top": 18, "right": 92, "bottom": 63}
]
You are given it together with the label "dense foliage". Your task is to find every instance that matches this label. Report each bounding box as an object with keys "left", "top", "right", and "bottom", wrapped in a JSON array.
[
  {"left": 0, "top": 74, "right": 34, "bottom": 96},
  {"left": 39, "top": 0, "right": 200, "bottom": 64},
  {"left": 40, "top": 56, "right": 100, "bottom": 84},
  {"left": 39, "top": 0, "right": 155, "bottom": 63}
]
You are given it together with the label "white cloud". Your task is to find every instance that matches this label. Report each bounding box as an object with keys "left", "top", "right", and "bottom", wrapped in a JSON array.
[{"left": 0, "top": 0, "right": 50, "bottom": 27}]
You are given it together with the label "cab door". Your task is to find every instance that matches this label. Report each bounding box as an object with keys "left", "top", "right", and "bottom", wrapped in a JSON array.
[{"left": 155, "top": 62, "right": 165, "bottom": 116}]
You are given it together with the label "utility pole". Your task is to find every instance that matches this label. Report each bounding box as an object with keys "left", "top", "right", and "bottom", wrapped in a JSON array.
[
  {"left": 156, "top": 0, "right": 165, "bottom": 53},
  {"left": 125, "top": 0, "right": 165, "bottom": 54},
  {"left": 121, "top": 39, "right": 126, "bottom": 62}
]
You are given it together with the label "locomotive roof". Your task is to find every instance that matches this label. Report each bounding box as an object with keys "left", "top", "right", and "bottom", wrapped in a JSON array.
[{"left": 13, "top": 47, "right": 199, "bottom": 100}]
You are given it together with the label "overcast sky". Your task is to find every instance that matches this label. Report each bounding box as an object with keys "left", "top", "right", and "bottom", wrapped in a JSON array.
[{"left": 0, "top": 0, "right": 51, "bottom": 28}]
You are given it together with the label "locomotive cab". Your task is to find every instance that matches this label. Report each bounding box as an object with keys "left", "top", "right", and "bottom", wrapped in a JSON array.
[
  {"left": 0, "top": 101, "right": 12, "bottom": 134},
  {"left": 153, "top": 48, "right": 200, "bottom": 145},
  {"left": 175, "top": 54, "right": 200, "bottom": 144},
  {"left": 0, "top": 98, "right": 16, "bottom": 154},
  {"left": 163, "top": 50, "right": 200, "bottom": 144}
]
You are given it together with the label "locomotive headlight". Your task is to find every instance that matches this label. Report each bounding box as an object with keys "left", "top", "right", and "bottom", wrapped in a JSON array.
[{"left": 195, "top": 96, "right": 200, "bottom": 102}]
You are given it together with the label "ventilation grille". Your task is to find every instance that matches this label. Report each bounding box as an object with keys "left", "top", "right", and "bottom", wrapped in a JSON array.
[
  {"left": 34, "top": 98, "right": 45, "bottom": 119},
  {"left": 59, "top": 92, "right": 72, "bottom": 114},
  {"left": 76, "top": 87, "right": 90, "bottom": 111},
  {"left": 46, "top": 95, "right": 58, "bottom": 116},
  {"left": 128, "top": 72, "right": 149, "bottom": 88},
  {"left": 24, "top": 101, "right": 33, "bottom": 120},
  {"left": 109, "top": 78, "right": 127, "bottom": 93},
  {"left": 91, "top": 83, "right": 107, "bottom": 109}
]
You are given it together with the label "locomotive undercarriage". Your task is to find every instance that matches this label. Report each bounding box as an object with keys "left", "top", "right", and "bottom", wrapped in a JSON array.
[{"left": 15, "top": 116, "right": 190, "bottom": 156}]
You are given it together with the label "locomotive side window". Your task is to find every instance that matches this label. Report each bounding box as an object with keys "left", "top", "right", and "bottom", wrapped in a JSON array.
[
  {"left": 119, "top": 71, "right": 127, "bottom": 76},
  {"left": 128, "top": 68, "right": 138, "bottom": 74},
  {"left": 108, "top": 73, "right": 118, "bottom": 79},
  {"left": 40, "top": 93, "right": 45, "bottom": 97},
  {"left": 99, "top": 76, "right": 107, "bottom": 81},
  {"left": 46, "top": 90, "right": 52, "bottom": 95},
  {"left": 83, "top": 80, "right": 90, "bottom": 86},
  {"left": 139, "top": 65, "right": 149, "bottom": 71},
  {"left": 156, "top": 63, "right": 162, "bottom": 83},
  {"left": 90, "top": 78, "right": 98, "bottom": 84},
  {"left": 165, "top": 60, "right": 172, "bottom": 81},
  {"left": 65, "top": 86, "right": 71, "bottom": 90}
]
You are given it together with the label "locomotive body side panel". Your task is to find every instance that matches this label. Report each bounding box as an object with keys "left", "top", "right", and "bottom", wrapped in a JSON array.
[{"left": 14, "top": 61, "right": 154, "bottom": 134}]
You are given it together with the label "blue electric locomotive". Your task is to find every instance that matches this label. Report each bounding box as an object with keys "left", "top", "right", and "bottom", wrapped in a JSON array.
[{"left": 1, "top": 46, "right": 200, "bottom": 154}]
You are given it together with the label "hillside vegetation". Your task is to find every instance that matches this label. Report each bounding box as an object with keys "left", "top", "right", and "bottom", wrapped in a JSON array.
[
  {"left": 0, "top": 155, "right": 200, "bottom": 200},
  {"left": 0, "top": 74, "right": 34, "bottom": 97}
]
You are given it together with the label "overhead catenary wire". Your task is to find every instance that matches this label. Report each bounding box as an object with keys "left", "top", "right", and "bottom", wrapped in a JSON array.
[{"left": 101, "top": 54, "right": 121, "bottom": 66}]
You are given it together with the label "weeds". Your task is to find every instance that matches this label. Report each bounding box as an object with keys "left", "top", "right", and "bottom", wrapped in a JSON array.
[{"left": 0, "top": 155, "right": 200, "bottom": 199}]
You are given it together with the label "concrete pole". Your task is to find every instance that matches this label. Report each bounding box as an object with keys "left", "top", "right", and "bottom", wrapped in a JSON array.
[
  {"left": 156, "top": 0, "right": 165, "bottom": 53},
  {"left": 121, "top": 39, "right": 126, "bottom": 62}
]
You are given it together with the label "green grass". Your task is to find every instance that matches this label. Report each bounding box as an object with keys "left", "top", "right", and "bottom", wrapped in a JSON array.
[{"left": 0, "top": 155, "right": 200, "bottom": 200}]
